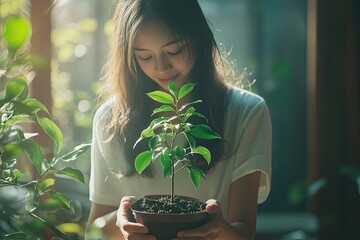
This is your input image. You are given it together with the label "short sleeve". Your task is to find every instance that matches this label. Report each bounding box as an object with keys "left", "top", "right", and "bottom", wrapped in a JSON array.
[
  {"left": 88, "top": 102, "right": 130, "bottom": 206},
  {"left": 232, "top": 100, "right": 272, "bottom": 203}
]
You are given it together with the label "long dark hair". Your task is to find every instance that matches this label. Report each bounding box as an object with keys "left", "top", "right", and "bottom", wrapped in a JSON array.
[{"left": 100, "top": 0, "right": 228, "bottom": 175}]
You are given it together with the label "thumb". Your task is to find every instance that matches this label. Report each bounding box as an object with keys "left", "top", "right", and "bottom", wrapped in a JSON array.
[
  {"left": 206, "top": 199, "right": 220, "bottom": 215},
  {"left": 121, "top": 200, "right": 131, "bottom": 211},
  {"left": 120, "top": 196, "right": 137, "bottom": 209},
  {"left": 119, "top": 196, "right": 137, "bottom": 223}
]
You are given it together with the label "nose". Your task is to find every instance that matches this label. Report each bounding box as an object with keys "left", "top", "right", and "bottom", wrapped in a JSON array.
[{"left": 155, "top": 55, "right": 172, "bottom": 74}]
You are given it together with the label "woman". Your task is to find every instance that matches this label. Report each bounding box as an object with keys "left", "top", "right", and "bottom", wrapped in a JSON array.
[{"left": 86, "top": 0, "right": 272, "bottom": 239}]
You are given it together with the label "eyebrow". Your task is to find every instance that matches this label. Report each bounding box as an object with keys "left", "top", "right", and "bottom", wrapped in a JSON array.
[{"left": 133, "top": 40, "right": 182, "bottom": 51}]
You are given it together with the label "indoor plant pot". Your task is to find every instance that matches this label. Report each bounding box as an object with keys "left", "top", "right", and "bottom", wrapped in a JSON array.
[{"left": 131, "top": 195, "right": 207, "bottom": 240}]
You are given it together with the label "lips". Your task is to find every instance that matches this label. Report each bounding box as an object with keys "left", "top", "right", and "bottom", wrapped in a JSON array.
[{"left": 158, "top": 73, "right": 180, "bottom": 83}]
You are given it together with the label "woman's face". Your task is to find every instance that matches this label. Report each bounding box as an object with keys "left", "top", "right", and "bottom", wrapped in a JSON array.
[{"left": 133, "top": 20, "right": 195, "bottom": 90}]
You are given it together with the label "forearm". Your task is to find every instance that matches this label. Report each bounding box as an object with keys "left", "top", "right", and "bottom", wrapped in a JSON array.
[
  {"left": 85, "top": 210, "right": 124, "bottom": 240},
  {"left": 217, "top": 221, "right": 254, "bottom": 240}
]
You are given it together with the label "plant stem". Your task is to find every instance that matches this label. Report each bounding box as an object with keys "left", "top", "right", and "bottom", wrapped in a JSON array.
[
  {"left": 171, "top": 170, "right": 174, "bottom": 202},
  {"left": 171, "top": 129, "right": 175, "bottom": 202},
  {"left": 170, "top": 99, "right": 180, "bottom": 203}
]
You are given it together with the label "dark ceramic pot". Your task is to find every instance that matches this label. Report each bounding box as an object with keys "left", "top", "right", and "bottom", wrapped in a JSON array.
[{"left": 131, "top": 195, "right": 208, "bottom": 240}]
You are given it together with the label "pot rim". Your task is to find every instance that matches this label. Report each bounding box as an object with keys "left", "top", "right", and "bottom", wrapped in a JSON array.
[{"left": 130, "top": 194, "right": 207, "bottom": 216}]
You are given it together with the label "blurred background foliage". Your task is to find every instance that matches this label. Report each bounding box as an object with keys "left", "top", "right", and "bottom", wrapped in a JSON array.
[{"left": 0, "top": 0, "right": 91, "bottom": 238}]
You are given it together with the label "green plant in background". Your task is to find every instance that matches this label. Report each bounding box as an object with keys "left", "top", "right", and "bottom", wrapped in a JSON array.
[
  {"left": 0, "top": 15, "right": 90, "bottom": 240},
  {"left": 134, "top": 81, "right": 220, "bottom": 201}
]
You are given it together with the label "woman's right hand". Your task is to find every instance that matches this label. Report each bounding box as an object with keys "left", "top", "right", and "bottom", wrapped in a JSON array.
[{"left": 116, "top": 196, "right": 157, "bottom": 240}]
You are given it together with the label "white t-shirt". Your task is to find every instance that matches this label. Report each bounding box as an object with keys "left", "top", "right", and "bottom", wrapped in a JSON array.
[{"left": 89, "top": 86, "right": 272, "bottom": 219}]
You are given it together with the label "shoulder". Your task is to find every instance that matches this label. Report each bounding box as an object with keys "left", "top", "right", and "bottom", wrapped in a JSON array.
[
  {"left": 225, "top": 85, "right": 268, "bottom": 118},
  {"left": 93, "top": 100, "right": 113, "bottom": 127}
]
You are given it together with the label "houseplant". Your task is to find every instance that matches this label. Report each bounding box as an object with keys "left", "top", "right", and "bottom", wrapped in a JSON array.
[
  {"left": 131, "top": 80, "right": 221, "bottom": 239},
  {"left": 0, "top": 15, "right": 90, "bottom": 240}
]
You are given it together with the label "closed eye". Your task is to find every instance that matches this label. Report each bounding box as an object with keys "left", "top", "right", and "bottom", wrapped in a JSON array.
[
  {"left": 137, "top": 55, "right": 152, "bottom": 61},
  {"left": 168, "top": 47, "right": 184, "bottom": 55}
]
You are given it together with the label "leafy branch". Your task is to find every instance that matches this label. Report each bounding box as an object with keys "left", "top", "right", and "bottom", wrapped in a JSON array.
[
  {"left": 134, "top": 81, "right": 220, "bottom": 201},
  {"left": 0, "top": 15, "right": 91, "bottom": 239}
]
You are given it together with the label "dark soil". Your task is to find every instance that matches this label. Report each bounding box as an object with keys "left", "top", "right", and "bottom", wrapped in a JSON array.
[{"left": 134, "top": 195, "right": 206, "bottom": 214}]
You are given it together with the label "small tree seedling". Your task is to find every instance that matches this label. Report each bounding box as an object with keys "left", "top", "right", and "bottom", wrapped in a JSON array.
[{"left": 134, "top": 81, "right": 221, "bottom": 202}]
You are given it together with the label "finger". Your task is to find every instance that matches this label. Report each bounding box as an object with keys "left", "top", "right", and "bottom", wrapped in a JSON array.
[
  {"left": 118, "top": 196, "right": 137, "bottom": 222},
  {"left": 118, "top": 206, "right": 148, "bottom": 233},
  {"left": 117, "top": 196, "right": 148, "bottom": 234},
  {"left": 122, "top": 221, "right": 149, "bottom": 234},
  {"left": 121, "top": 195, "right": 138, "bottom": 206},
  {"left": 205, "top": 199, "right": 220, "bottom": 214}
]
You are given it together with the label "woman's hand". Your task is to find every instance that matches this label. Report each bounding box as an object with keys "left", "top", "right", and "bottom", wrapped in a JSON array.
[
  {"left": 116, "top": 196, "right": 157, "bottom": 240},
  {"left": 173, "top": 199, "right": 225, "bottom": 240}
]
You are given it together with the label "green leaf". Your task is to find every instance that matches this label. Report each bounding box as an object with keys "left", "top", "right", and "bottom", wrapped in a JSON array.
[
  {"left": 46, "top": 189, "right": 71, "bottom": 210},
  {"left": 168, "top": 80, "right": 179, "bottom": 99},
  {"left": 135, "top": 150, "right": 153, "bottom": 174},
  {"left": 11, "top": 101, "right": 37, "bottom": 116},
  {"left": 4, "top": 77, "right": 27, "bottom": 101},
  {"left": 164, "top": 123, "right": 175, "bottom": 131},
  {"left": 18, "top": 83, "right": 29, "bottom": 101},
  {"left": 175, "top": 146, "right": 185, "bottom": 160},
  {"left": 152, "top": 105, "right": 175, "bottom": 116},
  {"left": 192, "top": 146, "right": 211, "bottom": 164},
  {"left": 187, "top": 166, "right": 205, "bottom": 189},
  {"left": 22, "top": 139, "right": 45, "bottom": 174},
  {"left": 178, "top": 83, "right": 196, "bottom": 100},
  {"left": 30, "top": 213, "right": 72, "bottom": 240},
  {"left": 141, "top": 128, "right": 155, "bottom": 138},
  {"left": 147, "top": 91, "right": 174, "bottom": 104},
  {"left": 2, "top": 143, "right": 24, "bottom": 161},
  {"left": 149, "top": 135, "right": 162, "bottom": 150},
  {"left": 4, "top": 232, "right": 30, "bottom": 239},
  {"left": 152, "top": 147, "right": 165, "bottom": 160},
  {"left": 12, "top": 169, "right": 22, "bottom": 182},
  {"left": 178, "top": 100, "right": 202, "bottom": 112},
  {"left": 3, "top": 16, "right": 32, "bottom": 52},
  {"left": 149, "top": 117, "right": 169, "bottom": 129},
  {"left": 39, "top": 178, "right": 55, "bottom": 192},
  {"left": 133, "top": 136, "right": 143, "bottom": 149},
  {"left": 160, "top": 149, "right": 172, "bottom": 177},
  {"left": 185, "top": 107, "right": 195, "bottom": 115},
  {"left": 54, "top": 143, "right": 91, "bottom": 165},
  {"left": 188, "top": 124, "right": 221, "bottom": 139},
  {"left": 191, "top": 112, "right": 208, "bottom": 121},
  {"left": 37, "top": 117, "right": 63, "bottom": 153},
  {"left": 181, "top": 108, "right": 208, "bottom": 122},
  {"left": 185, "top": 133, "right": 196, "bottom": 148},
  {"left": 22, "top": 98, "right": 49, "bottom": 114},
  {"left": 52, "top": 167, "right": 85, "bottom": 184},
  {"left": 4, "top": 114, "right": 34, "bottom": 127},
  {"left": 134, "top": 129, "right": 155, "bottom": 148}
]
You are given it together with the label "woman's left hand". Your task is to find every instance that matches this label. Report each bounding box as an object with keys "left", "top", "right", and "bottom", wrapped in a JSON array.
[{"left": 172, "top": 199, "right": 225, "bottom": 240}]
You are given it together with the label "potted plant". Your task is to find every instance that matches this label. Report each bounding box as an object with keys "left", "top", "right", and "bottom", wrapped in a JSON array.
[
  {"left": 0, "top": 15, "right": 90, "bottom": 240},
  {"left": 131, "top": 80, "right": 221, "bottom": 239}
]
